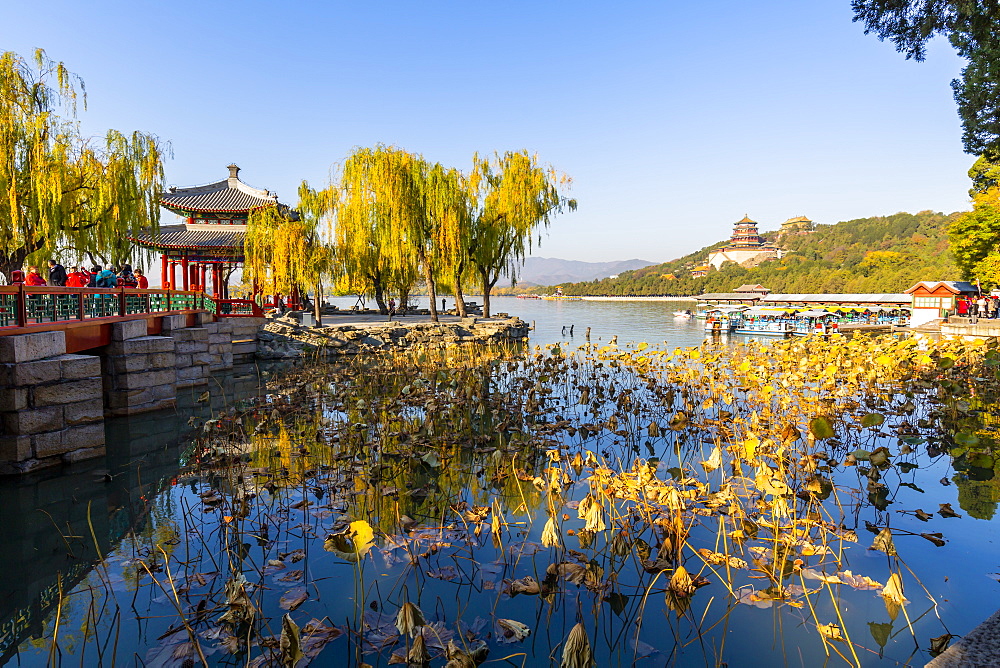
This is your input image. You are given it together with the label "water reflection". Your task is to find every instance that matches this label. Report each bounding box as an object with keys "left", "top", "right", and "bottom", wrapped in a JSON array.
[{"left": 0, "top": 363, "right": 278, "bottom": 664}]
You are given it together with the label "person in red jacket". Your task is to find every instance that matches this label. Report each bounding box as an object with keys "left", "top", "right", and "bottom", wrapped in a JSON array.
[
  {"left": 25, "top": 266, "right": 46, "bottom": 286},
  {"left": 134, "top": 268, "right": 149, "bottom": 289},
  {"left": 65, "top": 266, "right": 86, "bottom": 287}
]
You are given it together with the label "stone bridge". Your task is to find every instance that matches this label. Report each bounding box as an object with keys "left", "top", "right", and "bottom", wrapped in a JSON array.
[{"left": 0, "top": 314, "right": 264, "bottom": 475}]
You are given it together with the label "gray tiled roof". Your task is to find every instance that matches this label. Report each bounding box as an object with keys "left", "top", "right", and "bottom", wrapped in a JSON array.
[
  {"left": 130, "top": 224, "right": 244, "bottom": 250},
  {"left": 763, "top": 293, "right": 910, "bottom": 304},
  {"left": 696, "top": 293, "right": 765, "bottom": 301},
  {"left": 160, "top": 176, "right": 278, "bottom": 213}
]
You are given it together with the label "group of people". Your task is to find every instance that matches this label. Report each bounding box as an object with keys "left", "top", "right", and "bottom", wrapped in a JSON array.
[
  {"left": 956, "top": 294, "right": 1000, "bottom": 319},
  {"left": 7, "top": 260, "right": 147, "bottom": 289}
]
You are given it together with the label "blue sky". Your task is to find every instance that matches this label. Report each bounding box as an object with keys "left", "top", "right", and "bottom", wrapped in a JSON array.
[{"left": 2, "top": 0, "right": 973, "bottom": 263}]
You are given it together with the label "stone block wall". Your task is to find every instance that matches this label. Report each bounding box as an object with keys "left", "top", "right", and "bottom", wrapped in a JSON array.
[
  {"left": 229, "top": 317, "right": 265, "bottom": 361},
  {"left": 101, "top": 321, "right": 177, "bottom": 416},
  {"left": 171, "top": 327, "right": 210, "bottom": 388},
  {"left": 205, "top": 320, "right": 234, "bottom": 371},
  {"left": 0, "top": 332, "right": 105, "bottom": 474}
]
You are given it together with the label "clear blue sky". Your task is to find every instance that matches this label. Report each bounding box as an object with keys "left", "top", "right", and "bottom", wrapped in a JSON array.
[{"left": 3, "top": 0, "right": 974, "bottom": 263}]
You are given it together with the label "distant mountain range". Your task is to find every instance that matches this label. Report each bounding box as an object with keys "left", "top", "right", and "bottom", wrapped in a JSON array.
[{"left": 507, "top": 257, "right": 658, "bottom": 286}]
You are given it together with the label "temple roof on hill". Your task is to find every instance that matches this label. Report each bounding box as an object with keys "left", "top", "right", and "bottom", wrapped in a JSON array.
[
  {"left": 130, "top": 224, "right": 244, "bottom": 250},
  {"left": 904, "top": 281, "right": 978, "bottom": 295},
  {"left": 733, "top": 284, "right": 770, "bottom": 293},
  {"left": 160, "top": 164, "right": 280, "bottom": 214},
  {"left": 736, "top": 214, "right": 756, "bottom": 224},
  {"left": 782, "top": 215, "right": 812, "bottom": 225}
]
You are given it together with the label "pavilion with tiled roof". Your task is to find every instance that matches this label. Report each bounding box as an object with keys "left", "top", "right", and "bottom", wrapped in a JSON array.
[{"left": 130, "top": 164, "right": 287, "bottom": 299}]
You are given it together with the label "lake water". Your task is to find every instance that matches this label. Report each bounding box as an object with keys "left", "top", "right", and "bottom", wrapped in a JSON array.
[
  {"left": 2, "top": 297, "right": 998, "bottom": 667},
  {"left": 329, "top": 295, "right": 709, "bottom": 348}
]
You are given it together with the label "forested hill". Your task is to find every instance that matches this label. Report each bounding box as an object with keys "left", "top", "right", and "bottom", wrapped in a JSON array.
[{"left": 556, "top": 211, "right": 964, "bottom": 296}]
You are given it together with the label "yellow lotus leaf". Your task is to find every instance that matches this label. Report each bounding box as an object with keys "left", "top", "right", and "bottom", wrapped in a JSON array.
[
  {"left": 324, "top": 520, "right": 376, "bottom": 562},
  {"left": 881, "top": 572, "right": 908, "bottom": 621},
  {"left": 700, "top": 446, "right": 722, "bottom": 473},
  {"left": 817, "top": 622, "right": 845, "bottom": 642}
]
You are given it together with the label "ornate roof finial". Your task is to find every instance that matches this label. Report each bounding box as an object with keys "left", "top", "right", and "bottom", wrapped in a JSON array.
[{"left": 227, "top": 164, "right": 240, "bottom": 180}]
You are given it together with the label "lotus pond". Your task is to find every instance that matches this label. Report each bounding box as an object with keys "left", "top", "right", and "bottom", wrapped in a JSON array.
[{"left": 5, "top": 333, "right": 1000, "bottom": 667}]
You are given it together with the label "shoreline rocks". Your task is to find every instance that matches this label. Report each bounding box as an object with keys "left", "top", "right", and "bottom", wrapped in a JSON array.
[{"left": 255, "top": 315, "right": 530, "bottom": 359}]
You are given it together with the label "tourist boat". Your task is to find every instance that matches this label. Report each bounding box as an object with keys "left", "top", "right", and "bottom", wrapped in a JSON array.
[
  {"left": 704, "top": 306, "right": 747, "bottom": 334},
  {"left": 674, "top": 309, "right": 694, "bottom": 318},
  {"left": 694, "top": 303, "right": 714, "bottom": 319},
  {"left": 730, "top": 308, "right": 796, "bottom": 336},
  {"left": 790, "top": 309, "right": 840, "bottom": 336},
  {"left": 542, "top": 287, "right": 581, "bottom": 301},
  {"left": 516, "top": 294, "right": 542, "bottom": 299}
]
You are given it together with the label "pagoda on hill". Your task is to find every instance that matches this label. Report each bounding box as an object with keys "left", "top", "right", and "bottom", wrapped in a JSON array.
[
  {"left": 706, "top": 214, "right": 784, "bottom": 270},
  {"left": 729, "top": 214, "right": 765, "bottom": 247},
  {"left": 131, "top": 165, "right": 290, "bottom": 300}
]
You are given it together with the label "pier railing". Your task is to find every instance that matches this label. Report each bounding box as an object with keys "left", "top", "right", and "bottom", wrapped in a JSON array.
[{"left": 0, "top": 285, "right": 262, "bottom": 331}]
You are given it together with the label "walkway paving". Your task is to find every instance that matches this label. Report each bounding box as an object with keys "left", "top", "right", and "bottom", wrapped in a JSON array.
[
  {"left": 926, "top": 608, "right": 1000, "bottom": 667},
  {"left": 319, "top": 311, "right": 497, "bottom": 328}
]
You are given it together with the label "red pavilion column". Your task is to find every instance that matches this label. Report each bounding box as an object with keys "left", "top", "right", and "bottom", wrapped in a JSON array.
[
  {"left": 213, "top": 265, "right": 222, "bottom": 298},
  {"left": 199, "top": 264, "right": 207, "bottom": 292},
  {"left": 181, "top": 257, "right": 190, "bottom": 291},
  {"left": 160, "top": 255, "right": 168, "bottom": 288}
]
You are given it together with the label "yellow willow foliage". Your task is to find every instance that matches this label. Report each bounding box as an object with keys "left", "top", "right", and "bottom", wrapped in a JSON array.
[
  {"left": 245, "top": 195, "right": 332, "bottom": 294},
  {"left": 0, "top": 49, "right": 166, "bottom": 271},
  {"left": 329, "top": 146, "right": 420, "bottom": 297},
  {"left": 467, "top": 150, "right": 575, "bottom": 313},
  {"left": 329, "top": 146, "right": 468, "bottom": 308}
]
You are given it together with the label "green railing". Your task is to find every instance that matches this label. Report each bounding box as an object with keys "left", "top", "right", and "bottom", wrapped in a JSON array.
[
  {"left": 0, "top": 285, "right": 214, "bottom": 331},
  {"left": 214, "top": 299, "right": 263, "bottom": 317}
]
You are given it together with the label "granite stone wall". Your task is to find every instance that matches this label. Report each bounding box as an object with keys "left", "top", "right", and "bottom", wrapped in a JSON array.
[{"left": 0, "top": 331, "right": 105, "bottom": 474}]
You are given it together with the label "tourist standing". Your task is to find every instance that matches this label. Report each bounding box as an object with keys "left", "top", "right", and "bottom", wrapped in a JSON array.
[
  {"left": 66, "top": 267, "right": 85, "bottom": 287},
  {"left": 94, "top": 266, "right": 117, "bottom": 288},
  {"left": 47, "top": 259, "right": 67, "bottom": 286},
  {"left": 977, "top": 295, "right": 988, "bottom": 320},
  {"left": 25, "top": 266, "right": 46, "bottom": 286},
  {"left": 134, "top": 268, "right": 148, "bottom": 289},
  {"left": 957, "top": 297, "right": 969, "bottom": 316},
  {"left": 117, "top": 264, "right": 138, "bottom": 288}
]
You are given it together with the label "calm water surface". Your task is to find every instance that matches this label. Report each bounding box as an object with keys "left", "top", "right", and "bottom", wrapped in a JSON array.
[{"left": 1, "top": 298, "right": 998, "bottom": 666}]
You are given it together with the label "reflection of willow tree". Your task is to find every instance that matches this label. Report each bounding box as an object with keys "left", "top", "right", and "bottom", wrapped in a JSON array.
[
  {"left": 953, "top": 473, "right": 1000, "bottom": 520},
  {"left": 330, "top": 356, "right": 547, "bottom": 533},
  {"left": 240, "top": 347, "right": 549, "bottom": 534}
]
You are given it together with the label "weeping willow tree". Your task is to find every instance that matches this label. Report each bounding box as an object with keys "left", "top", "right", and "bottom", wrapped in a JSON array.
[
  {"left": 418, "top": 161, "right": 469, "bottom": 319},
  {"left": 0, "top": 49, "right": 166, "bottom": 279},
  {"left": 245, "top": 183, "right": 333, "bottom": 320},
  {"left": 332, "top": 146, "right": 466, "bottom": 320},
  {"left": 467, "top": 151, "right": 576, "bottom": 317},
  {"left": 332, "top": 146, "right": 416, "bottom": 313}
]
